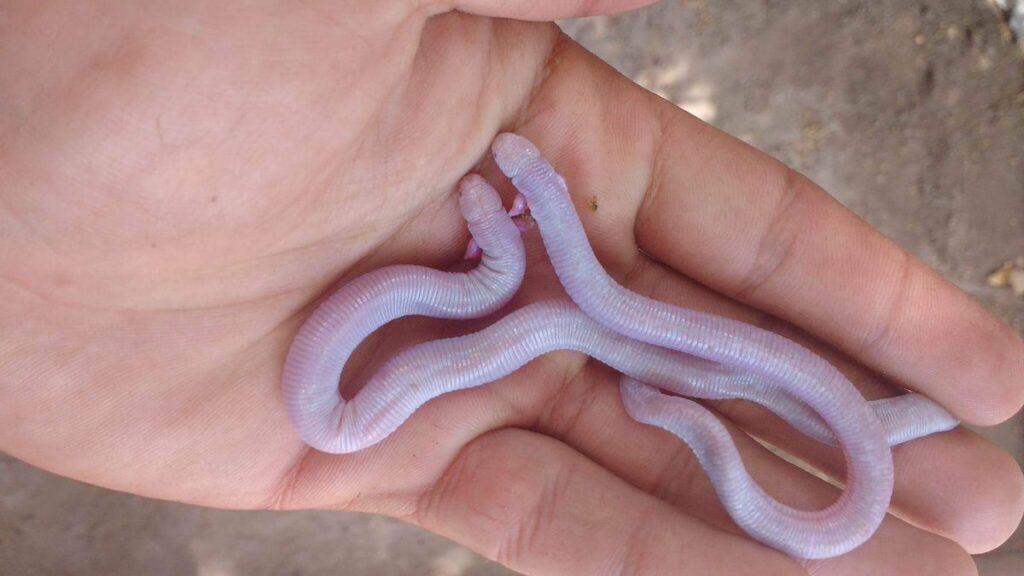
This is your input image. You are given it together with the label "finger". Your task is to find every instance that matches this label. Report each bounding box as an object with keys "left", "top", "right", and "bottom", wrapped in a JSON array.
[
  {"left": 496, "top": 34, "right": 1024, "bottom": 425},
  {"left": 411, "top": 427, "right": 804, "bottom": 576},
  {"left": 532, "top": 362, "right": 978, "bottom": 575},
  {"left": 435, "top": 0, "right": 659, "bottom": 21},
  {"left": 727, "top": 401, "right": 1024, "bottom": 555},
  {"left": 612, "top": 251, "right": 1024, "bottom": 553}
]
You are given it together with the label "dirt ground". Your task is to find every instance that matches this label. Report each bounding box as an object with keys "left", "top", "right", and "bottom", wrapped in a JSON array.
[{"left": 2, "top": 1, "right": 1022, "bottom": 575}]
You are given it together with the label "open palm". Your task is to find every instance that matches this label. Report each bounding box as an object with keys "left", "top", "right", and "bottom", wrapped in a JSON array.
[{"left": 2, "top": 2, "right": 1022, "bottom": 574}]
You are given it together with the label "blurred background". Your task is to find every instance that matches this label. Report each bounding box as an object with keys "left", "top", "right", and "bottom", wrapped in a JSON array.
[{"left": 2, "top": 1, "right": 1022, "bottom": 574}]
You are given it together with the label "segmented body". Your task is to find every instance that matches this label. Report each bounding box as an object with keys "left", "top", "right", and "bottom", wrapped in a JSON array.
[{"left": 282, "top": 134, "right": 958, "bottom": 559}]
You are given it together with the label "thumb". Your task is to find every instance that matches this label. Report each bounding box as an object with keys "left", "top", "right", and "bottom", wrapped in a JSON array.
[{"left": 435, "top": 0, "right": 659, "bottom": 21}]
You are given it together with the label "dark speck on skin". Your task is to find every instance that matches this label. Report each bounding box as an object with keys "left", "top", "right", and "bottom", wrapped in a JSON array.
[{"left": 587, "top": 196, "right": 599, "bottom": 212}]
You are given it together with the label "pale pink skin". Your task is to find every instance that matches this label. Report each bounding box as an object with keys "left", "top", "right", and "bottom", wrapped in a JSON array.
[{"left": 282, "top": 134, "right": 958, "bottom": 559}]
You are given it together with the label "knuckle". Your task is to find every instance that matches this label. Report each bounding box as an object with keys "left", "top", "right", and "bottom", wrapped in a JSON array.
[
  {"left": 732, "top": 165, "right": 807, "bottom": 301},
  {"left": 648, "top": 434, "right": 707, "bottom": 510},
  {"left": 413, "top": 430, "right": 574, "bottom": 571},
  {"left": 854, "top": 249, "right": 911, "bottom": 358},
  {"left": 612, "top": 505, "right": 660, "bottom": 576},
  {"left": 538, "top": 363, "right": 605, "bottom": 440}
]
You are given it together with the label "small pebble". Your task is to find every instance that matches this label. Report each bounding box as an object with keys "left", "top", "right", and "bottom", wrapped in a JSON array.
[
  {"left": 1010, "top": 269, "right": 1024, "bottom": 297},
  {"left": 987, "top": 261, "right": 1014, "bottom": 288},
  {"left": 987, "top": 258, "right": 1024, "bottom": 298}
]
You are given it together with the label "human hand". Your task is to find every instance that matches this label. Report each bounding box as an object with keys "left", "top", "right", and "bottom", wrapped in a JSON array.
[{"left": 2, "top": 1, "right": 1022, "bottom": 574}]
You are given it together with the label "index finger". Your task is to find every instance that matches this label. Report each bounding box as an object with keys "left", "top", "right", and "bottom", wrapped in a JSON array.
[{"left": 504, "top": 34, "right": 1023, "bottom": 426}]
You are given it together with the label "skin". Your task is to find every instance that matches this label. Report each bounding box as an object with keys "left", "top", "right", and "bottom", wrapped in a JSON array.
[{"left": 1, "top": 1, "right": 1022, "bottom": 574}]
